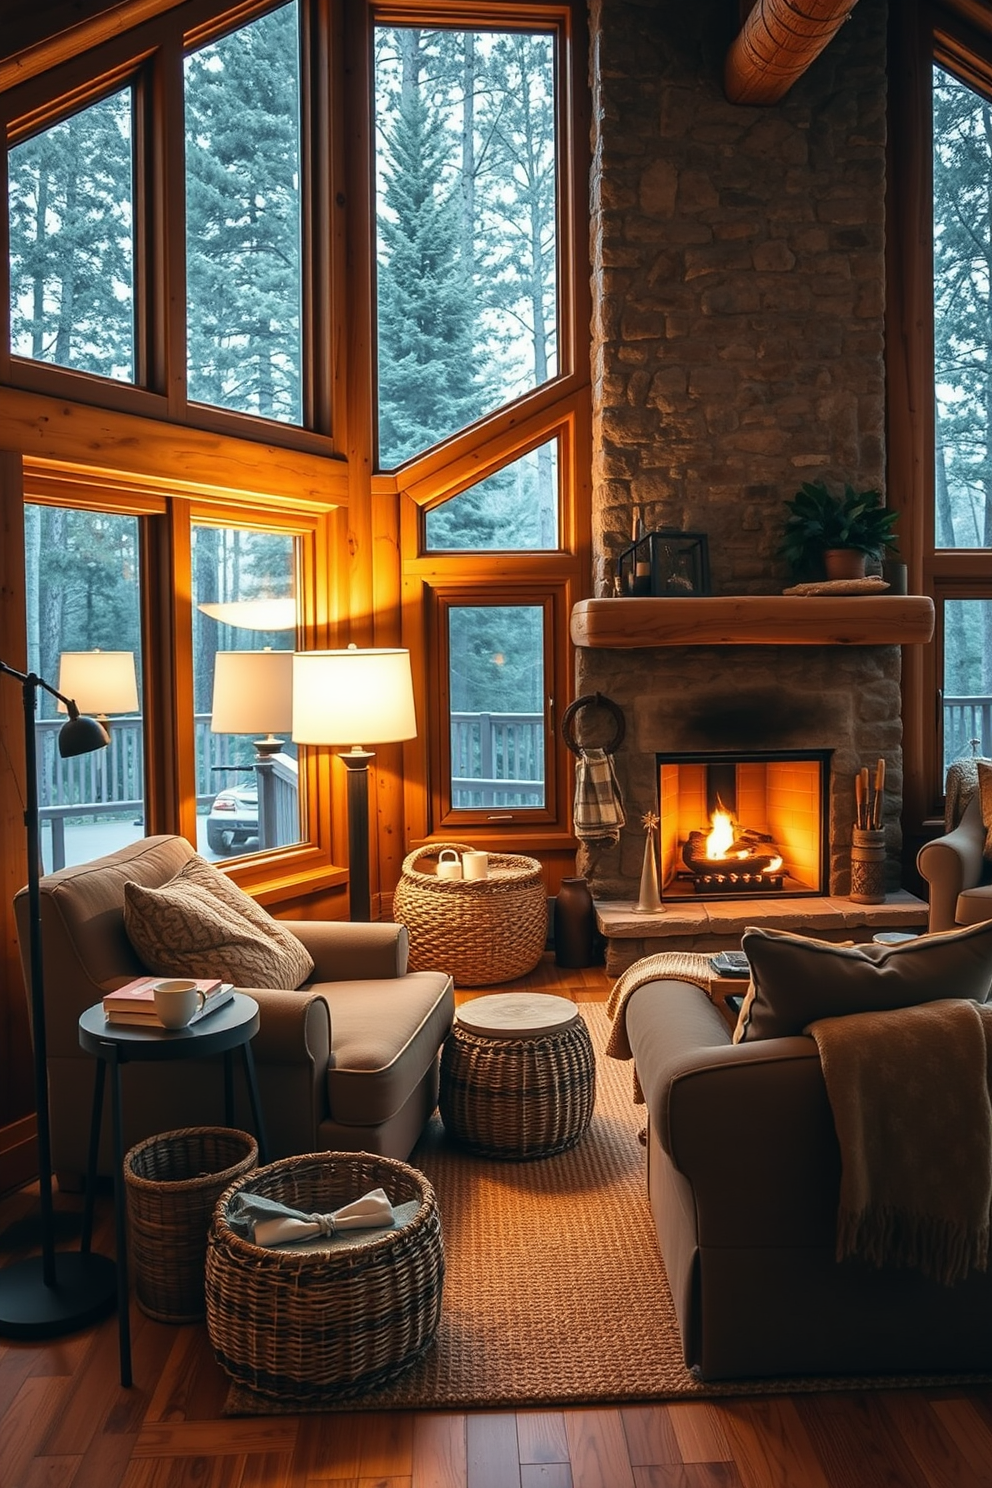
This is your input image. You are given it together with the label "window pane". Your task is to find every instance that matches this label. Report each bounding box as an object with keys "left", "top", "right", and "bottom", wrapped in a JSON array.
[
  {"left": 191, "top": 525, "right": 301, "bottom": 859},
  {"left": 25, "top": 505, "right": 144, "bottom": 870},
  {"left": 185, "top": 2, "right": 302, "bottom": 425},
  {"left": 933, "top": 66, "right": 992, "bottom": 548},
  {"left": 448, "top": 605, "right": 545, "bottom": 808},
  {"left": 8, "top": 89, "right": 134, "bottom": 380},
  {"left": 375, "top": 27, "right": 558, "bottom": 467},
  {"left": 425, "top": 439, "right": 559, "bottom": 551},
  {"left": 943, "top": 599, "right": 992, "bottom": 774}
]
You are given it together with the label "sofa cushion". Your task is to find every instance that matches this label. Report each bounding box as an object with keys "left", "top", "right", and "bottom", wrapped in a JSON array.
[
  {"left": 316, "top": 971, "right": 454, "bottom": 1125},
  {"left": 733, "top": 920, "right": 992, "bottom": 1043},
  {"left": 124, "top": 854, "right": 314, "bottom": 989},
  {"left": 956, "top": 885, "right": 992, "bottom": 928}
]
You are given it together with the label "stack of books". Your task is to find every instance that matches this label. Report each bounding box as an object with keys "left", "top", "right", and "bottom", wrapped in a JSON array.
[{"left": 102, "top": 977, "right": 234, "bottom": 1028}]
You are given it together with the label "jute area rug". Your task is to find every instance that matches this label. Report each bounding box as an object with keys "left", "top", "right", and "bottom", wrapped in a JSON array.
[{"left": 226, "top": 1005, "right": 987, "bottom": 1414}]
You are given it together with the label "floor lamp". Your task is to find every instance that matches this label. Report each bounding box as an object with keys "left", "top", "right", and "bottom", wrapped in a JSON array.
[
  {"left": 0, "top": 661, "right": 118, "bottom": 1338},
  {"left": 292, "top": 647, "right": 417, "bottom": 921}
]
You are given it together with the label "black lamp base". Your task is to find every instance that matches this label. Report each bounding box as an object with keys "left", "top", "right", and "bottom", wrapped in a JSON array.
[{"left": 0, "top": 1251, "right": 117, "bottom": 1339}]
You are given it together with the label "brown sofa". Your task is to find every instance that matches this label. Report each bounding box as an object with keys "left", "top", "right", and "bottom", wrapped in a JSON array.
[
  {"left": 917, "top": 794, "right": 992, "bottom": 932},
  {"left": 623, "top": 975, "right": 992, "bottom": 1381},
  {"left": 14, "top": 835, "right": 454, "bottom": 1186}
]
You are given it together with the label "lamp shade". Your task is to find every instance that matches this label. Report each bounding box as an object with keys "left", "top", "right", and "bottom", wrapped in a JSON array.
[
  {"left": 211, "top": 650, "right": 294, "bottom": 735},
  {"left": 198, "top": 598, "right": 297, "bottom": 631},
  {"left": 57, "top": 650, "right": 139, "bottom": 715},
  {"left": 292, "top": 648, "right": 417, "bottom": 746}
]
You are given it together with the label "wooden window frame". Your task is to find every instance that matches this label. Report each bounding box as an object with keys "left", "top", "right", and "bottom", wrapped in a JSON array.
[{"left": 888, "top": 1, "right": 992, "bottom": 829}]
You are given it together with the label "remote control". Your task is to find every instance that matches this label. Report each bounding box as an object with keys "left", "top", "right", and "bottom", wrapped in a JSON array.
[{"left": 709, "top": 950, "right": 751, "bottom": 978}]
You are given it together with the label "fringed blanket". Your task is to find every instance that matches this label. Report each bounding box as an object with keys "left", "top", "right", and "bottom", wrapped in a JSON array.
[
  {"left": 944, "top": 756, "right": 991, "bottom": 831},
  {"left": 605, "top": 951, "right": 714, "bottom": 1103},
  {"left": 807, "top": 999, "right": 992, "bottom": 1287}
]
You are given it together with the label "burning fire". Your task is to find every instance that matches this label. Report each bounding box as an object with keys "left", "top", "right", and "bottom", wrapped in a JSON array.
[
  {"left": 705, "top": 805, "right": 784, "bottom": 876},
  {"left": 705, "top": 807, "right": 739, "bottom": 860}
]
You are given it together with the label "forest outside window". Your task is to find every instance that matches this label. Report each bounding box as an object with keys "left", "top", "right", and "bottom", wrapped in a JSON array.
[
  {"left": 432, "top": 592, "right": 563, "bottom": 826},
  {"left": 374, "top": 22, "right": 559, "bottom": 468},
  {"left": 24, "top": 503, "right": 144, "bottom": 873},
  {"left": 185, "top": 1, "right": 303, "bottom": 425},
  {"left": 8, "top": 85, "right": 135, "bottom": 382}
]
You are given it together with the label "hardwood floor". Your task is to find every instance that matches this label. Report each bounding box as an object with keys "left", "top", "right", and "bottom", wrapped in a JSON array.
[{"left": 4, "top": 958, "right": 992, "bottom": 1487}]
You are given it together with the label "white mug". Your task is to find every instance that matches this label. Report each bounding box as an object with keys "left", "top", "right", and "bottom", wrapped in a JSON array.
[
  {"left": 436, "top": 849, "right": 463, "bottom": 881},
  {"left": 462, "top": 850, "right": 489, "bottom": 881},
  {"left": 154, "top": 979, "right": 205, "bottom": 1028}
]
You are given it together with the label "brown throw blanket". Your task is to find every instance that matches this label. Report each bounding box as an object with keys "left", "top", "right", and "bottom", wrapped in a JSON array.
[
  {"left": 807, "top": 999, "right": 992, "bottom": 1286},
  {"left": 605, "top": 951, "right": 714, "bottom": 1103}
]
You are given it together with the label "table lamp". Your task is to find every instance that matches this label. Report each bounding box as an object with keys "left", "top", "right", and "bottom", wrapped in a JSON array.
[
  {"left": 210, "top": 650, "right": 294, "bottom": 849},
  {"left": 0, "top": 660, "right": 117, "bottom": 1339},
  {"left": 292, "top": 646, "right": 417, "bottom": 920},
  {"left": 57, "top": 649, "right": 139, "bottom": 727}
]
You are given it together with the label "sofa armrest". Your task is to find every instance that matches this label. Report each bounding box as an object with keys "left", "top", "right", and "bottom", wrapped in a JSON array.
[
  {"left": 239, "top": 987, "right": 331, "bottom": 1160},
  {"left": 917, "top": 795, "right": 986, "bottom": 932},
  {"left": 284, "top": 919, "right": 410, "bottom": 982},
  {"left": 625, "top": 979, "right": 840, "bottom": 1249}
]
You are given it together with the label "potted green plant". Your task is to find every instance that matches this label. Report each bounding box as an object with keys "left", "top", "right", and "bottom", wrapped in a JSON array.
[{"left": 779, "top": 482, "right": 900, "bottom": 581}]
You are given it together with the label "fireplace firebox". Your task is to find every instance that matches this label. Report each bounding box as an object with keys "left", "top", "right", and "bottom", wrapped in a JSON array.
[{"left": 658, "top": 750, "right": 831, "bottom": 901}]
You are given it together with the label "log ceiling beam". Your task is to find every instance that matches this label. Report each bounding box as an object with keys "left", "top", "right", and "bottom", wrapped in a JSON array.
[{"left": 725, "top": 0, "right": 862, "bottom": 105}]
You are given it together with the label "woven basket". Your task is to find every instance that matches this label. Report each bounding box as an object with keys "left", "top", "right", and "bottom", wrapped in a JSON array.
[
  {"left": 440, "top": 1016, "right": 596, "bottom": 1158},
  {"left": 393, "top": 842, "right": 547, "bottom": 986},
  {"left": 205, "top": 1152, "right": 444, "bottom": 1406},
  {"left": 124, "top": 1126, "right": 258, "bottom": 1324}
]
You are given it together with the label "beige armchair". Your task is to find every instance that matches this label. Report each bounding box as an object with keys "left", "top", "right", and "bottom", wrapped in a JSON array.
[
  {"left": 14, "top": 835, "right": 454, "bottom": 1187},
  {"left": 917, "top": 794, "right": 992, "bottom": 933}
]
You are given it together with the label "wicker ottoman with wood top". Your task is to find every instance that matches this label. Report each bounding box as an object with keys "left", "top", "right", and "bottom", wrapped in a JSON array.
[
  {"left": 205, "top": 1152, "right": 444, "bottom": 1407},
  {"left": 439, "top": 993, "right": 595, "bottom": 1158}
]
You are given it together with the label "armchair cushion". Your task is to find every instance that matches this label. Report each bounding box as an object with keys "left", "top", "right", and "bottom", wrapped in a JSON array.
[
  {"left": 734, "top": 920, "right": 992, "bottom": 1042},
  {"left": 123, "top": 853, "right": 314, "bottom": 989}
]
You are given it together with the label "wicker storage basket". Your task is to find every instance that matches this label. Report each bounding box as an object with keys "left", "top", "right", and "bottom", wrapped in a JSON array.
[
  {"left": 124, "top": 1126, "right": 258, "bottom": 1324},
  {"left": 393, "top": 842, "right": 547, "bottom": 986},
  {"left": 205, "top": 1152, "right": 444, "bottom": 1406},
  {"left": 440, "top": 1016, "right": 596, "bottom": 1158}
]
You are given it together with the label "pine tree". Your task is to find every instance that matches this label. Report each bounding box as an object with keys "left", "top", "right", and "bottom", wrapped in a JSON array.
[
  {"left": 8, "top": 87, "right": 133, "bottom": 379},
  {"left": 376, "top": 29, "right": 484, "bottom": 466},
  {"left": 184, "top": 1, "right": 302, "bottom": 424}
]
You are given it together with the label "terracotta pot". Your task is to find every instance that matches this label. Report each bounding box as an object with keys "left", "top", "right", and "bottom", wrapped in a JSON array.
[{"left": 822, "top": 548, "right": 866, "bottom": 580}]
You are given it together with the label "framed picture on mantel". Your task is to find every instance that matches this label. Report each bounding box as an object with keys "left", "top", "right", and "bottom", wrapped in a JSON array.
[{"left": 618, "top": 530, "right": 710, "bottom": 598}]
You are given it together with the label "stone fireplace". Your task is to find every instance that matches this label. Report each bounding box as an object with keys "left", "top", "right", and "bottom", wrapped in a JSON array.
[{"left": 573, "top": 0, "right": 934, "bottom": 967}]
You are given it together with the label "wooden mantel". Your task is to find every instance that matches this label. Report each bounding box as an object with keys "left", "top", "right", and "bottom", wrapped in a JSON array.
[{"left": 570, "top": 595, "right": 935, "bottom": 648}]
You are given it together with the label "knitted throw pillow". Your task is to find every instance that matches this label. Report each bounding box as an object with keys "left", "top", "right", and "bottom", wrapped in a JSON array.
[{"left": 123, "top": 853, "right": 313, "bottom": 989}]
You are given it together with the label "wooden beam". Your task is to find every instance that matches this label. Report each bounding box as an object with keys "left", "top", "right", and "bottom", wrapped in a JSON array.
[
  {"left": 570, "top": 595, "right": 935, "bottom": 648},
  {"left": 725, "top": 0, "right": 862, "bottom": 105}
]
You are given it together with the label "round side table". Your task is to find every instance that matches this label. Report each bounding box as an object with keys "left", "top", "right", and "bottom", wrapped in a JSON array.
[
  {"left": 439, "top": 992, "right": 595, "bottom": 1159},
  {"left": 78, "top": 993, "right": 267, "bottom": 1387}
]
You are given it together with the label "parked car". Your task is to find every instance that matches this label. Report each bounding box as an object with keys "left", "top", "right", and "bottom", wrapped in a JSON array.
[{"left": 206, "top": 782, "right": 258, "bottom": 854}]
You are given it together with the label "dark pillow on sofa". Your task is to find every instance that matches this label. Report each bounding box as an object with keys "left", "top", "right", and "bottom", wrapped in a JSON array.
[{"left": 733, "top": 920, "right": 992, "bottom": 1043}]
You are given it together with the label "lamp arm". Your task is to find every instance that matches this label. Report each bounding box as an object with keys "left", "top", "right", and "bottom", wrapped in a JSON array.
[{"left": 0, "top": 660, "right": 81, "bottom": 717}]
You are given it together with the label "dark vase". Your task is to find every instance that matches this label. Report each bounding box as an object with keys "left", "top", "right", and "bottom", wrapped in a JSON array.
[{"left": 554, "top": 876, "right": 596, "bottom": 968}]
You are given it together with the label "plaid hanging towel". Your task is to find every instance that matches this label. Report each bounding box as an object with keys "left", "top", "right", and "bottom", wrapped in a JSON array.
[{"left": 573, "top": 746, "right": 625, "bottom": 845}]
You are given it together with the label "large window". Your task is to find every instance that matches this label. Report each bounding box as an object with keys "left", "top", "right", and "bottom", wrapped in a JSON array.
[
  {"left": 8, "top": 87, "right": 134, "bottom": 381},
  {"left": 374, "top": 24, "right": 558, "bottom": 468},
  {"left": 24, "top": 503, "right": 144, "bottom": 872},
  {"left": 3, "top": 0, "right": 588, "bottom": 873},
  {"left": 185, "top": 3, "right": 303, "bottom": 424},
  {"left": 932, "top": 61, "right": 992, "bottom": 788},
  {"left": 191, "top": 523, "right": 301, "bottom": 860}
]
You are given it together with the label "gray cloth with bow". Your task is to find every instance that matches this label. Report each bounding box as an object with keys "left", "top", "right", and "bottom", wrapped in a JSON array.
[{"left": 227, "top": 1187, "right": 396, "bottom": 1248}]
